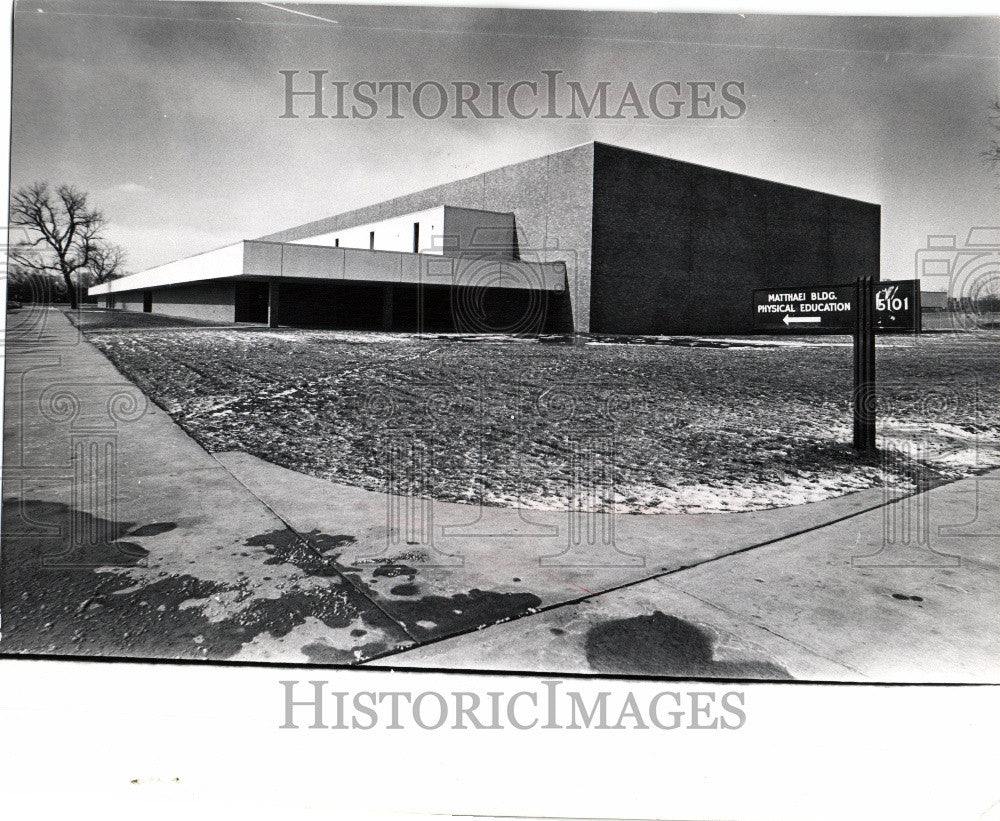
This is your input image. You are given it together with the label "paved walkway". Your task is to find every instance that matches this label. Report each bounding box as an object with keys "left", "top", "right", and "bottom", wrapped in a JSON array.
[
  {"left": 368, "top": 470, "right": 1000, "bottom": 682},
  {"left": 1, "top": 309, "right": 410, "bottom": 661},
  {"left": 3, "top": 308, "right": 997, "bottom": 680}
]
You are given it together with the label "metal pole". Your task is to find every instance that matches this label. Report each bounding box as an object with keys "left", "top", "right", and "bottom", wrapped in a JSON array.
[
  {"left": 853, "top": 276, "right": 861, "bottom": 450},
  {"left": 853, "top": 276, "right": 877, "bottom": 452},
  {"left": 853, "top": 277, "right": 875, "bottom": 453},
  {"left": 865, "top": 275, "right": 877, "bottom": 450}
]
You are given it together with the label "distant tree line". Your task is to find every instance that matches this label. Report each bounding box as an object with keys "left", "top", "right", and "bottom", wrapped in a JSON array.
[
  {"left": 951, "top": 294, "right": 1000, "bottom": 313},
  {"left": 5, "top": 263, "right": 120, "bottom": 304}
]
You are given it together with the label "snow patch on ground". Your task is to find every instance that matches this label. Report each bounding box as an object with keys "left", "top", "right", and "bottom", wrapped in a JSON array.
[
  {"left": 479, "top": 420, "right": 998, "bottom": 515},
  {"left": 479, "top": 468, "right": 887, "bottom": 514}
]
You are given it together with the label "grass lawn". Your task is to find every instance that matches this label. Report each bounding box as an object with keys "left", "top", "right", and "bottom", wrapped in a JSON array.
[{"left": 80, "top": 311, "right": 1000, "bottom": 513}]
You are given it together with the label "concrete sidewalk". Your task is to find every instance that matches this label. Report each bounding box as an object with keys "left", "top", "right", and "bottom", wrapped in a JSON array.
[
  {"left": 213, "top": 449, "right": 888, "bottom": 649},
  {"left": 367, "top": 469, "right": 1000, "bottom": 682},
  {"left": 1, "top": 308, "right": 411, "bottom": 662},
  {"left": 3, "top": 308, "right": 996, "bottom": 681}
]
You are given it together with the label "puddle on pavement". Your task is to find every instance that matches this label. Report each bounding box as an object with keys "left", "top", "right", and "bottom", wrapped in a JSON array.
[
  {"left": 300, "top": 638, "right": 393, "bottom": 664},
  {"left": 384, "top": 589, "right": 544, "bottom": 639},
  {"left": 5, "top": 500, "right": 548, "bottom": 661},
  {"left": 344, "top": 558, "right": 545, "bottom": 639},
  {"left": 0, "top": 499, "right": 397, "bottom": 662},
  {"left": 585, "top": 611, "right": 793, "bottom": 680},
  {"left": 246, "top": 528, "right": 356, "bottom": 575},
  {"left": 371, "top": 562, "right": 418, "bottom": 581}
]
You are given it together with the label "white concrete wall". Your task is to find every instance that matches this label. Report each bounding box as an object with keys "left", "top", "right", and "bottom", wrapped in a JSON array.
[
  {"left": 290, "top": 207, "right": 445, "bottom": 255},
  {"left": 90, "top": 242, "right": 245, "bottom": 295}
]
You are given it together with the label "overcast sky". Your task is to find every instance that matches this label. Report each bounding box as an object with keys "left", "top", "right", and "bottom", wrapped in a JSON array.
[{"left": 10, "top": 2, "right": 1000, "bottom": 278}]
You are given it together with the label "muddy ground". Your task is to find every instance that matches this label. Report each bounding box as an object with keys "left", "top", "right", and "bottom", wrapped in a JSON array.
[{"left": 77, "top": 311, "right": 1000, "bottom": 513}]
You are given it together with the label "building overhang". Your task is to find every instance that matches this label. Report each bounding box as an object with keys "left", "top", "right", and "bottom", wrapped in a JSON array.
[{"left": 90, "top": 240, "right": 567, "bottom": 297}]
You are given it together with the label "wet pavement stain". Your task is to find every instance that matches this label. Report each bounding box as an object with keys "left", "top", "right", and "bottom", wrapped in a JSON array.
[
  {"left": 1, "top": 500, "right": 240, "bottom": 658},
  {"left": 585, "top": 611, "right": 794, "bottom": 680},
  {"left": 388, "top": 589, "right": 544, "bottom": 640},
  {"left": 300, "top": 638, "right": 391, "bottom": 664},
  {"left": 342, "top": 556, "right": 545, "bottom": 638},
  {"left": 245, "top": 528, "right": 356, "bottom": 576},
  {"left": 129, "top": 522, "right": 178, "bottom": 537},
  {"left": 0, "top": 500, "right": 399, "bottom": 662},
  {"left": 372, "top": 563, "right": 418, "bottom": 581},
  {"left": 0, "top": 499, "right": 161, "bottom": 569}
]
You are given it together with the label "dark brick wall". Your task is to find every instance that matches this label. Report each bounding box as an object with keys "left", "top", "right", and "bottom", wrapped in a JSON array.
[
  {"left": 259, "top": 144, "right": 595, "bottom": 331},
  {"left": 589, "top": 143, "right": 880, "bottom": 335}
]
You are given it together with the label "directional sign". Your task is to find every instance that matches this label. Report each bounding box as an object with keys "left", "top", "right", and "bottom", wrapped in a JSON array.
[
  {"left": 753, "top": 279, "right": 919, "bottom": 332},
  {"left": 753, "top": 285, "right": 855, "bottom": 331}
]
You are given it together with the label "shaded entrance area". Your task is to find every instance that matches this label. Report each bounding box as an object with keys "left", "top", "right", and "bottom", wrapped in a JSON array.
[
  {"left": 275, "top": 279, "right": 572, "bottom": 333},
  {"left": 234, "top": 282, "right": 270, "bottom": 324}
]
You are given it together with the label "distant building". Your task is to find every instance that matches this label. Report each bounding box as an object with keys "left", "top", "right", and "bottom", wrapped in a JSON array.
[
  {"left": 90, "top": 142, "right": 881, "bottom": 335},
  {"left": 920, "top": 290, "right": 949, "bottom": 312}
]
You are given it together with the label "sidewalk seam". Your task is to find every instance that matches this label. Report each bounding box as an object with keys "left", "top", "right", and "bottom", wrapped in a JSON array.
[
  {"left": 361, "top": 494, "right": 909, "bottom": 665},
  {"left": 655, "top": 580, "right": 870, "bottom": 678},
  {"left": 208, "top": 452, "right": 419, "bottom": 644}
]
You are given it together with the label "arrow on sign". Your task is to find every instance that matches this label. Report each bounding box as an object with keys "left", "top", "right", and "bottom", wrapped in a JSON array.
[{"left": 783, "top": 315, "right": 822, "bottom": 325}]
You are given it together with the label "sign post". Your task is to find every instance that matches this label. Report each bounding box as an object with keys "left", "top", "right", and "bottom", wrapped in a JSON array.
[
  {"left": 753, "top": 278, "right": 918, "bottom": 453},
  {"left": 853, "top": 276, "right": 877, "bottom": 452}
]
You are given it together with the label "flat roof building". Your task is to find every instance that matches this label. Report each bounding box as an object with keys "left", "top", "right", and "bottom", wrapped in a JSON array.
[
  {"left": 90, "top": 142, "right": 880, "bottom": 335},
  {"left": 920, "top": 290, "right": 949, "bottom": 311}
]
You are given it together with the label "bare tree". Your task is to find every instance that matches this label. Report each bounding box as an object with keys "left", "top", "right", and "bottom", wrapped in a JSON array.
[
  {"left": 9, "top": 182, "right": 107, "bottom": 309},
  {"left": 86, "top": 242, "right": 127, "bottom": 286},
  {"left": 987, "top": 99, "right": 1000, "bottom": 176}
]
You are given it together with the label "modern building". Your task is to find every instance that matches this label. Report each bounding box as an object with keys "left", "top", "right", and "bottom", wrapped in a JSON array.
[
  {"left": 90, "top": 142, "right": 880, "bottom": 335},
  {"left": 920, "top": 290, "right": 949, "bottom": 312}
]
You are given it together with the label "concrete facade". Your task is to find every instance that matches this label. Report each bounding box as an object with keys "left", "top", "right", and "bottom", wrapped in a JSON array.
[
  {"left": 257, "top": 143, "right": 595, "bottom": 330},
  {"left": 589, "top": 143, "right": 880, "bottom": 335},
  {"left": 116, "top": 283, "right": 237, "bottom": 323},
  {"left": 285, "top": 206, "right": 518, "bottom": 259},
  {"left": 90, "top": 142, "right": 880, "bottom": 335},
  {"left": 289, "top": 206, "right": 445, "bottom": 254}
]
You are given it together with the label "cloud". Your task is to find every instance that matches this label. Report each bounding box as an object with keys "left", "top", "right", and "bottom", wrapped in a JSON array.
[
  {"left": 10, "top": 6, "right": 999, "bottom": 272},
  {"left": 106, "top": 182, "right": 154, "bottom": 196}
]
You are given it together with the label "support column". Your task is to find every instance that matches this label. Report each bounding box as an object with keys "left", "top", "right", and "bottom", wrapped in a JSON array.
[
  {"left": 382, "top": 284, "right": 394, "bottom": 330},
  {"left": 268, "top": 282, "right": 280, "bottom": 328}
]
